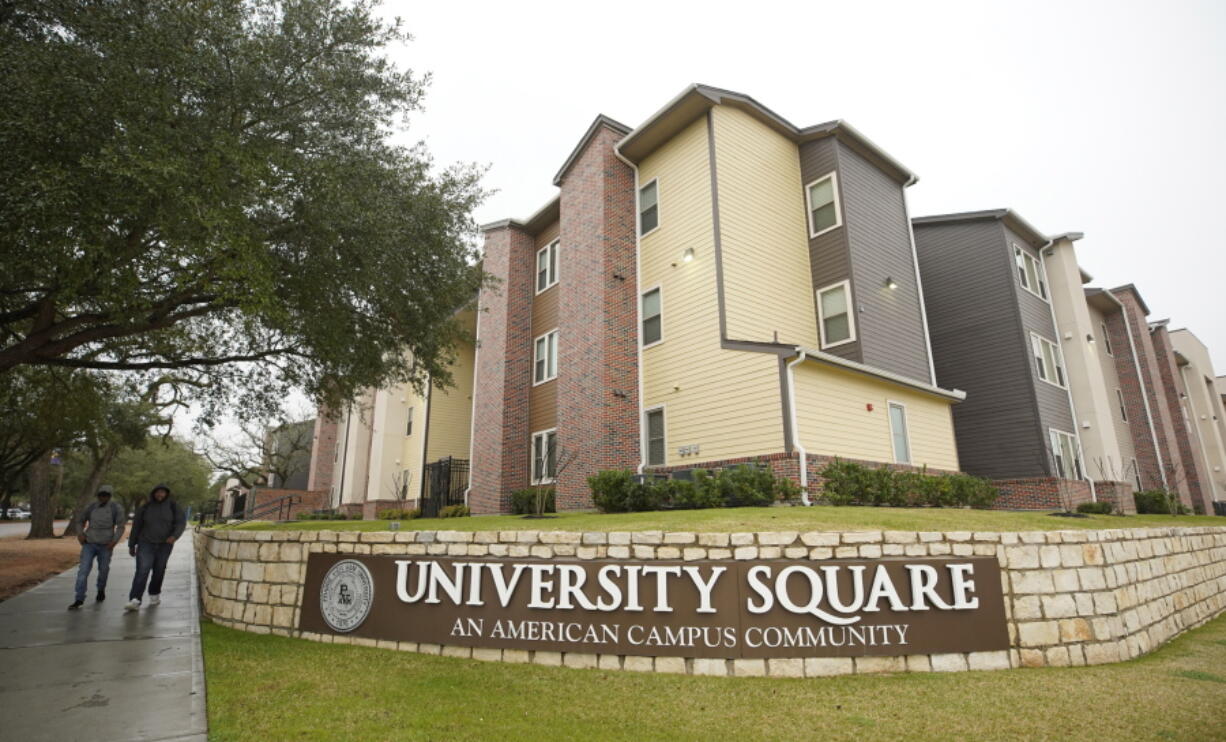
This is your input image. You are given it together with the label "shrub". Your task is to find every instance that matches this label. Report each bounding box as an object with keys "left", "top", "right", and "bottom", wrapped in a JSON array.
[
  {"left": 1134, "top": 490, "right": 1188, "bottom": 515},
  {"left": 377, "top": 508, "right": 421, "bottom": 520},
  {"left": 1076, "top": 501, "right": 1114, "bottom": 515},
  {"left": 589, "top": 470, "right": 641, "bottom": 513},
  {"left": 296, "top": 510, "right": 347, "bottom": 520},
  {"left": 818, "top": 459, "right": 867, "bottom": 506},
  {"left": 511, "top": 488, "right": 556, "bottom": 515},
  {"left": 946, "top": 473, "right": 1000, "bottom": 509},
  {"left": 439, "top": 504, "right": 470, "bottom": 518},
  {"left": 662, "top": 478, "right": 723, "bottom": 510},
  {"left": 817, "top": 461, "right": 998, "bottom": 509},
  {"left": 589, "top": 463, "right": 796, "bottom": 513}
]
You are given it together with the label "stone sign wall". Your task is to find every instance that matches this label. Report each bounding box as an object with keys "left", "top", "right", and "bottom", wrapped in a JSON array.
[{"left": 195, "top": 525, "right": 1226, "bottom": 677}]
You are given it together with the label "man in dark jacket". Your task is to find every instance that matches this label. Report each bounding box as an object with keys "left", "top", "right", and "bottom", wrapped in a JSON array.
[
  {"left": 68, "top": 485, "right": 126, "bottom": 609},
  {"left": 124, "top": 483, "right": 186, "bottom": 612}
]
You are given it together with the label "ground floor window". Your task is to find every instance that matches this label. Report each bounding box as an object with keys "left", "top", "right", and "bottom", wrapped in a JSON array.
[
  {"left": 888, "top": 401, "right": 910, "bottom": 464},
  {"left": 1049, "top": 429, "right": 1084, "bottom": 480},
  {"left": 645, "top": 408, "right": 665, "bottom": 466},
  {"left": 531, "top": 429, "right": 557, "bottom": 484}
]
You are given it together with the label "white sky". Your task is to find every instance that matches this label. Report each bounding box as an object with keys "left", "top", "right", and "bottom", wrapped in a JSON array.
[{"left": 388, "top": 0, "right": 1226, "bottom": 370}]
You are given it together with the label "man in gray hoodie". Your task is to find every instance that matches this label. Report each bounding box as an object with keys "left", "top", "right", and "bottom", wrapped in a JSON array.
[
  {"left": 68, "top": 485, "right": 127, "bottom": 609},
  {"left": 124, "top": 483, "right": 186, "bottom": 612}
]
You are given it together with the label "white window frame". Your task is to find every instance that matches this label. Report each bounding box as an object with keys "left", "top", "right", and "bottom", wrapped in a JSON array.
[
  {"left": 535, "top": 239, "right": 559, "bottom": 294},
  {"left": 1048, "top": 428, "right": 1084, "bottom": 480},
  {"left": 1013, "top": 244, "right": 1049, "bottom": 301},
  {"left": 530, "top": 428, "right": 558, "bottom": 485},
  {"left": 533, "top": 328, "right": 558, "bottom": 386},
  {"left": 1116, "top": 388, "right": 1128, "bottom": 422},
  {"left": 1030, "top": 332, "right": 1067, "bottom": 389},
  {"left": 638, "top": 178, "right": 660, "bottom": 238},
  {"left": 1100, "top": 322, "right": 1113, "bottom": 356},
  {"left": 816, "top": 279, "right": 856, "bottom": 349},
  {"left": 643, "top": 405, "right": 667, "bottom": 467},
  {"left": 804, "top": 171, "right": 843, "bottom": 238},
  {"left": 641, "top": 285, "right": 663, "bottom": 349},
  {"left": 887, "top": 400, "right": 911, "bottom": 465}
]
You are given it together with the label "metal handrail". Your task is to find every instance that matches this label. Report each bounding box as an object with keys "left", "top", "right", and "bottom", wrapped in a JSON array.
[{"left": 221, "top": 493, "right": 302, "bottom": 528}]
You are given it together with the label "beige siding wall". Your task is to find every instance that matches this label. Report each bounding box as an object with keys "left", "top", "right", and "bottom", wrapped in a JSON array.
[
  {"left": 1087, "top": 302, "right": 1138, "bottom": 481},
  {"left": 794, "top": 362, "right": 960, "bottom": 471},
  {"left": 639, "top": 116, "right": 785, "bottom": 465},
  {"left": 426, "top": 335, "right": 476, "bottom": 464},
  {"left": 712, "top": 106, "right": 819, "bottom": 348},
  {"left": 393, "top": 384, "right": 427, "bottom": 500}
]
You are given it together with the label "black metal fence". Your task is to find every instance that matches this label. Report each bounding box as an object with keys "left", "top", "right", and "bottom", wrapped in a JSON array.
[
  {"left": 1214, "top": 500, "right": 1226, "bottom": 517},
  {"left": 421, "top": 457, "right": 469, "bottom": 518}
]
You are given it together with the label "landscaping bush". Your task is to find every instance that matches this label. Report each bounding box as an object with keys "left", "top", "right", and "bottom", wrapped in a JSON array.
[
  {"left": 296, "top": 511, "right": 348, "bottom": 521},
  {"left": 588, "top": 463, "right": 798, "bottom": 513},
  {"left": 1076, "top": 501, "right": 1114, "bottom": 515},
  {"left": 816, "top": 460, "right": 999, "bottom": 509},
  {"left": 439, "top": 504, "right": 470, "bottom": 518},
  {"left": 377, "top": 508, "right": 421, "bottom": 520},
  {"left": 1134, "top": 490, "right": 1188, "bottom": 515},
  {"left": 511, "top": 488, "right": 556, "bottom": 515}
]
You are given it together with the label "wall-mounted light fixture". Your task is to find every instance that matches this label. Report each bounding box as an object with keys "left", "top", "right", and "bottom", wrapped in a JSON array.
[
  {"left": 1086, "top": 334, "right": 1095, "bottom": 344},
  {"left": 884, "top": 276, "right": 898, "bottom": 290},
  {"left": 683, "top": 248, "right": 695, "bottom": 263}
]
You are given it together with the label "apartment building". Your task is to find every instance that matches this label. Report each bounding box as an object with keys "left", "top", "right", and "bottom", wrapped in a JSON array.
[
  {"left": 1169, "top": 329, "right": 1226, "bottom": 506},
  {"left": 470, "top": 85, "right": 964, "bottom": 514},
  {"left": 318, "top": 312, "right": 476, "bottom": 517}
]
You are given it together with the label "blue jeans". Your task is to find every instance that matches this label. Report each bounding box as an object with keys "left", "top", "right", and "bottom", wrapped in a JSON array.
[
  {"left": 128, "top": 542, "right": 174, "bottom": 602},
  {"left": 74, "top": 542, "right": 112, "bottom": 602}
]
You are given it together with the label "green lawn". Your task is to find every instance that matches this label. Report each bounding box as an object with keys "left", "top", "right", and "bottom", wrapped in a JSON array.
[
  {"left": 230, "top": 506, "right": 1225, "bottom": 534},
  {"left": 202, "top": 614, "right": 1226, "bottom": 742}
]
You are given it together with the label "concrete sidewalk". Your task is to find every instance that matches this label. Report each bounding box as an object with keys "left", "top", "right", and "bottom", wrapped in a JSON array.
[{"left": 0, "top": 531, "right": 207, "bottom": 742}]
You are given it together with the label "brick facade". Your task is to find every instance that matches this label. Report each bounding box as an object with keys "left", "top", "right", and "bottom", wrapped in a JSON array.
[
  {"left": 469, "top": 226, "right": 536, "bottom": 514},
  {"left": 555, "top": 125, "right": 639, "bottom": 510},
  {"left": 244, "top": 488, "right": 330, "bottom": 521},
  {"left": 307, "top": 413, "right": 339, "bottom": 495},
  {"left": 1103, "top": 302, "right": 1165, "bottom": 492},
  {"left": 1093, "top": 480, "right": 1138, "bottom": 515}
]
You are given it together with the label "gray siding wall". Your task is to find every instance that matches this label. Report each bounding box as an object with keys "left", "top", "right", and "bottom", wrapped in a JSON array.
[
  {"left": 1006, "top": 227, "right": 1077, "bottom": 470},
  {"left": 798, "top": 138, "right": 858, "bottom": 364},
  {"left": 914, "top": 221, "right": 1048, "bottom": 479},
  {"left": 839, "top": 142, "right": 931, "bottom": 383}
]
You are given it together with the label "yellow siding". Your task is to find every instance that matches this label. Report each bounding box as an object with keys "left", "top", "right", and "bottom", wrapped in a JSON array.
[
  {"left": 395, "top": 384, "right": 428, "bottom": 499},
  {"left": 712, "top": 106, "right": 819, "bottom": 348},
  {"left": 639, "top": 116, "right": 785, "bottom": 465},
  {"left": 794, "top": 363, "right": 960, "bottom": 471},
  {"left": 426, "top": 335, "right": 475, "bottom": 463}
]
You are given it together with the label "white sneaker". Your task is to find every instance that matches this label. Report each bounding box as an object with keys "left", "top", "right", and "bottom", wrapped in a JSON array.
[
  {"left": 124, "top": 599, "right": 140, "bottom": 612},
  {"left": 149, "top": 595, "right": 160, "bottom": 606}
]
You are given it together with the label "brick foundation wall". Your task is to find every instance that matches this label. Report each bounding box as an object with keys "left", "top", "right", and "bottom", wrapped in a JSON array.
[
  {"left": 1093, "top": 480, "right": 1137, "bottom": 514},
  {"left": 555, "top": 125, "right": 639, "bottom": 511},
  {"left": 245, "top": 488, "right": 330, "bottom": 521},
  {"left": 469, "top": 226, "right": 535, "bottom": 514},
  {"left": 991, "top": 478, "right": 1092, "bottom": 510},
  {"left": 362, "top": 499, "right": 417, "bottom": 520},
  {"left": 196, "top": 524, "right": 1226, "bottom": 676}
]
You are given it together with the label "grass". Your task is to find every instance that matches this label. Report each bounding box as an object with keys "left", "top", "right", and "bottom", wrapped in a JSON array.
[
  {"left": 230, "top": 506, "right": 1226, "bottom": 534},
  {"left": 202, "top": 614, "right": 1226, "bottom": 742}
]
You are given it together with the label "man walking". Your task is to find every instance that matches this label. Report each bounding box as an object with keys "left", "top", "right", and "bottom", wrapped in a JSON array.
[
  {"left": 68, "top": 485, "right": 126, "bottom": 609},
  {"left": 125, "top": 483, "right": 186, "bottom": 612}
]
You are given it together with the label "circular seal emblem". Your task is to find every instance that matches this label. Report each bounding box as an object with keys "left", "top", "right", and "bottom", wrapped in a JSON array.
[{"left": 319, "top": 559, "right": 374, "bottom": 633}]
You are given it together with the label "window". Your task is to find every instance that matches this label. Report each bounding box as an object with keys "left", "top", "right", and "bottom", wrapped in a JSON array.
[
  {"left": 1131, "top": 458, "right": 1142, "bottom": 491},
  {"left": 805, "top": 172, "right": 842, "bottom": 237},
  {"left": 406, "top": 407, "right": 414, "bottom": 436},
  {"left": 645, "top": 408, "right": 666, "bottom": 466},
  {"left": 1116, "top": 388, "right": 1128, "bottom": 422},
  {"left": 1013, "top": 245, "right": 1048, "bottom": 300},
  {"left": 1030, "top": 333, "right": 1066, "bottom": 387},
  {"left": 888, "top": 402, "right": 911, "bottom": 465},
  {"left": 1100, "top": 322, "right": 1113, "bottom": 356},
  {"left": 639, "top": 180, "right": 659, "bottom": 236},
  {"left": 536, "top": 239, "right": 559, "bottom": 293},
  {"left": 531, "top": 429, "right": 557, "bottom": 484},
  {"left": 533, "top": 329, "right": 558, "bottom": 384},
  {"left": 1049, "top": 429, "right": 1084, "bottom": 480},
  {"left": 817, "top": 281, "right": 855, "bottom": 348},
  {"left": 641, "top": 288, "right": 662, "bottom": 346}
]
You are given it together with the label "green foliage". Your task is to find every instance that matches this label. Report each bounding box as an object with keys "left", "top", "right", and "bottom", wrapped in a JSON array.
[
  {"left": 296, "top": 511, "right": 351, "bottom": 521},
  {"left": 1076, "top": 501, "right": 1115, "bottom": 515},
  {"left": 439, "top": 504, "right": 470, "bottom": 518},
  {"left": 816, "top": 460, "right": 999, "bottom": 509},
  {"left": 0, "top": 0, "right": 486, "bottom": 420},
  {"left": 510, "top": 489, "right": 556, "bottom": 515},
  {"left": 58, "top": 436, "right": 213, "bottom": 516},
  {"left": 589, "top": 463, "right": 798, "bottom": 513},
  {"left": 1134, "top": 490, "right": 1189, "bottom": 515},
  {"left": 376, "top": 508, "right": 420, "bottom": 520}
]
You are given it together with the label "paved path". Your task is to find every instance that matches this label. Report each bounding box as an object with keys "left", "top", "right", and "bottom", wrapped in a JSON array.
[{"left": 0, "top": 531, "right": 206, "bottom": 741}]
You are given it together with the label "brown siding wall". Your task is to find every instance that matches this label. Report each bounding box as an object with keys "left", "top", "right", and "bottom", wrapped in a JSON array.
[{"left": 798, "top": 137, "right": 858, "bottom": 364}]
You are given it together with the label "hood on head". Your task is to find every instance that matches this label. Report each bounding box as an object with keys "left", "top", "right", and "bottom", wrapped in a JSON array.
[
  {"left": 149, "top": 483, "right": 172, "bottom": 500},
  {"left": 97, "top": 484, "right": 114, "bottom": 497}
]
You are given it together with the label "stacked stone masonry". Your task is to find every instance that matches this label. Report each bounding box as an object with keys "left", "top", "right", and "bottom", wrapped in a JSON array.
[{"left": 196, "top": 525, "right": 1226, "bottom": 677}]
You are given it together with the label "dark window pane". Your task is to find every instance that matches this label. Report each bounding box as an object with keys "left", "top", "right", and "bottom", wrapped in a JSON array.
[
  {"left": 811, "top": 203, "right": 837, "bottom": 233},
  {"left": 643, "top": 315, "right": 661, "bottom": 345},
  {"left": 646, "top": 410, "right": 665, "bottom": 466},
  {"left": 824, "top": 313, "right": 850, "bottom": 344},
  {"left": 640, "top": 205, "right": 658, "bottom": 235}
]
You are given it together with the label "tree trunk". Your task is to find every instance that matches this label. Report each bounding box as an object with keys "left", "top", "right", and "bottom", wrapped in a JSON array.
[
  {"left": 26, "top": 452, "right": 56, "bottom": 538},
  {"left": 61, "top": 444, "right": 120, "bottom": 538}
]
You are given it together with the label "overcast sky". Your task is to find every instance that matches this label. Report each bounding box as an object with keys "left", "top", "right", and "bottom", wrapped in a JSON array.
[{"left": 386, "top": 0, "right": 1226, "bottom": 371}]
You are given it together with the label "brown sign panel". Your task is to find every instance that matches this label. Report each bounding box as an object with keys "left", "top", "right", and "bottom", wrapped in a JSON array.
[{"left": 299, "top": 555, "right": 1008, "bottom": 658}]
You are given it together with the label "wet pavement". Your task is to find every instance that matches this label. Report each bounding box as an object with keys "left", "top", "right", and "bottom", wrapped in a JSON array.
[{"left": 0, "top": 530, "right": 206, "bottom": 741}]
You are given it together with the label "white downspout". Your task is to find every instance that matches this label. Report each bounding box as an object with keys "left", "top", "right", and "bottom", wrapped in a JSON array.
[
  {"left": 1107, "top": 292, "right": 1168, "bottom": 490},
  {"left": 786, "top": 350, "right": 811, "bottom": 506},
  {"left": 612, "top": 144, "right": 648, "bottom": 475},
  {"left": 1039, "top": 245, "right": 1096, "bottom": 502}
]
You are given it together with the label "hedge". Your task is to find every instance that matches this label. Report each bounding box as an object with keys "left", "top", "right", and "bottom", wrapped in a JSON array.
[
  {"left": 817, "top": 459, "right": 998, "bottom": 508},
  {"left": 589, "top": 464, "right": 801, "bottom": 513}
]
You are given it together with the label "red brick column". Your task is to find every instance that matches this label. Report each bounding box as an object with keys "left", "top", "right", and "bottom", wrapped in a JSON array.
[
  {"left": 1104, "top": 306, "right": 1164, "bottom": 492},
  {"left": 1151, "top": 326, "right": 1212, "bottom": 514},
  {"left": 307, "top": 412, "right": 339, "bottom": 494},
  {"left": 469, "top": 225, "right": 535, "bottom": 514},
  {"left": 555, "top": 126, "right": 639, "bottom": 510}
]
